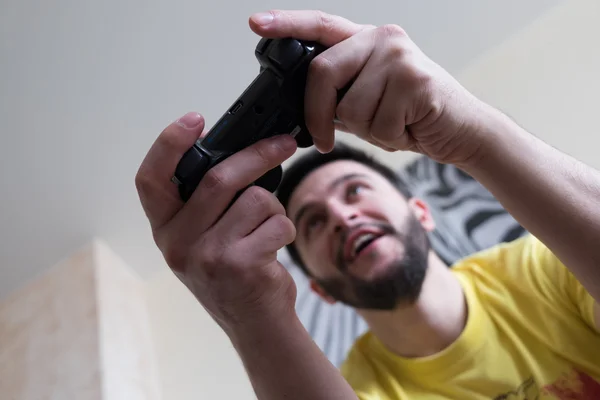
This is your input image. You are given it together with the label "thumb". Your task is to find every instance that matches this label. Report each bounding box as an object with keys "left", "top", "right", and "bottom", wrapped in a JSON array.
[{"left": 249, "top": 10, "right": 366, "bottom": 47}]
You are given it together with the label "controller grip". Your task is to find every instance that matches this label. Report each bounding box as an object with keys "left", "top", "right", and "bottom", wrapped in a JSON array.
[{"left": 255, "top": 165, "right": 283, "bottom": 193}]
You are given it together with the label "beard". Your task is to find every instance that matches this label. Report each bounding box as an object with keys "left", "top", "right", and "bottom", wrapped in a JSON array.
[{"left": 315, "top": 213, "right": 431, "bottom": 311}]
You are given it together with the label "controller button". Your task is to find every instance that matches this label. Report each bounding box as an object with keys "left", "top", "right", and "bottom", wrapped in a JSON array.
[{"left": 268, "top": 39, "right": 305, "bottom": 71}]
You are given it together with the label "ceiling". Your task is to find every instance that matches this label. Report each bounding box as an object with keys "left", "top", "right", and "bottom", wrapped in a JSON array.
[{"left": 0, "top": 0, "right": 564, "bottom": 299}]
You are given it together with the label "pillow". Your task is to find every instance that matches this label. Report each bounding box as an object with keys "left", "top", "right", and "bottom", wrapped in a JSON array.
[{"left": 282, "top": 155, "right": 526, "bottom": 367}]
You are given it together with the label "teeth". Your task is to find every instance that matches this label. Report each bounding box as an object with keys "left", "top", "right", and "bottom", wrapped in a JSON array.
[{"left": 352, "top": 233, "right": 376, "bottom": 257}]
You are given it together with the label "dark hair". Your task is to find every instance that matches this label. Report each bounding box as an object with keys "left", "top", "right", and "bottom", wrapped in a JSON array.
[{"left": 276, "top": 142, "right": 412, "bottom": 277}]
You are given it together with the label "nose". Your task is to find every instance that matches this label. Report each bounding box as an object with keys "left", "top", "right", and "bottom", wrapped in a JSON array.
[{"left": 327, "top": 199, "right": 359, "bottom": 233}]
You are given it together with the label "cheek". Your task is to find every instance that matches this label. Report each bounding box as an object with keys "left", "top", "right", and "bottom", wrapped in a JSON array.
[
  {"left": 299, "top": 238, "right": 334, "bottom": 275},
  {"left": 380, "top": 236, "right": 406, "bottom": 261},
  {"left": 365, "top": 197, "right": 410, "bottom": 226}
]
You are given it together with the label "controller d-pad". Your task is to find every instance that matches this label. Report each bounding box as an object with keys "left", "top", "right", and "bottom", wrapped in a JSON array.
[
  {"left": 268, "top": 39, "right": 305, "bottom": 72},
  {"left": 254, "top": 165, "right": 283, "bottom": 193}
]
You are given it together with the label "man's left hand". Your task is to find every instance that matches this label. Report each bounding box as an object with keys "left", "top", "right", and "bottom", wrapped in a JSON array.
[{"left": 249, "top": 9, "right": 494, "bottom": 167}]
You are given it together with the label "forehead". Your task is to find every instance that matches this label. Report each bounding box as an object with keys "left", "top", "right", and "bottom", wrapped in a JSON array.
[{"left": 287, "top": 160, "right": 388, "bottom": 213}]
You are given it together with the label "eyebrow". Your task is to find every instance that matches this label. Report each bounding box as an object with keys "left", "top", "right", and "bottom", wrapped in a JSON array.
[{"left": 293, "top": 173, "right": 369, "bottom": 229}]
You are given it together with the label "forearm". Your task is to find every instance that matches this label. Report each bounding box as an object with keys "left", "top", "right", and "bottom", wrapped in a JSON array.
[
  {"left": 460, "top": 105, "right": 600, "bottom": 302},
  {"left": 229, "top": 312, "right": 358, "bottom": 400}
]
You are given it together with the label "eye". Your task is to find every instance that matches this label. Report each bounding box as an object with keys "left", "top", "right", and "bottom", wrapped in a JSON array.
[
  {"left": 305, "top": 213, "right": 325, "bottom": 238},
  {"left": 346, "top": 182, "right": 367, "bottom": 199}
]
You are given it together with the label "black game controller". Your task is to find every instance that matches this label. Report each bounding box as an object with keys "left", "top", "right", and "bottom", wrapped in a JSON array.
[{"left": 172, "top": 37, "right": 348, "bottom": 202}]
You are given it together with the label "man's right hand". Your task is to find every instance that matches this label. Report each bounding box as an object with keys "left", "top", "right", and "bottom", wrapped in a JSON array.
[{"left": 135, "top": 111, "right": 299, "bottom": 335}]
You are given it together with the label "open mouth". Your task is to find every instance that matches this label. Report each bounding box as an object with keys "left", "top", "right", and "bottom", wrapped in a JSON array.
[{"left": 345, "top": 231, "right": 386, "bottom": 263}]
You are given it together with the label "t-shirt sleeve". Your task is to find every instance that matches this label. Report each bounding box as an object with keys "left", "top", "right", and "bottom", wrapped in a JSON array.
[{"left": 524, "top": 234, "right": 598, "bottom": 332}]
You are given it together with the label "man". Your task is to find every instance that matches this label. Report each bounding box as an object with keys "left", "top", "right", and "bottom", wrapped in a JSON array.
[{"left": 135, "top": 9, "right": 600, "bottom": 400}]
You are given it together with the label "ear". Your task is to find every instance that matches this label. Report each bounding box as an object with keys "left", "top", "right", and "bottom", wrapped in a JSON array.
[
  {"left": 407, "top": 198, "right": 436, "bottom": 232},
  {"left": 310, "top": 280, "right": 337, "bottom": 305}
]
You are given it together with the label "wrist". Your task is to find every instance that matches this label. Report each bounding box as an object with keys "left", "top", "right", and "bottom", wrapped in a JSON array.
[
  {"left": 228, "top": 308, "right": 304, "bottom": 352},
  {"left": 456, "top": 102, "right": 533, "bottom": 175}
]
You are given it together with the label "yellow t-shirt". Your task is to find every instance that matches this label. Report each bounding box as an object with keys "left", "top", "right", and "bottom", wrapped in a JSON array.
[{"left": 340, "top": 234, "right": 600, "bottom": 399}]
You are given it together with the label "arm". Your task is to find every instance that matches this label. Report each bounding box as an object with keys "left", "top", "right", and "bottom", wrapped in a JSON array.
[
  {"left": 459, "top": 104, "right": 600, "bottom": 308},
  {"left": 230, "top": 313, "right": 359, "bottom": 400},
  {"left": 136, "top": 114, "right": 359, "bottom": 400},
  {"left": 247, "top": 8, "right": 600, "bottom": 331}
]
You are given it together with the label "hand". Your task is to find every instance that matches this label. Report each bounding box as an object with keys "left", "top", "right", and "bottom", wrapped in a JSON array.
[
  {"left": 135, "top": 112, "right": 299, "bottom": 333},
  {"left": 249, "top": 10, "right": 492, "bottom": 166}
]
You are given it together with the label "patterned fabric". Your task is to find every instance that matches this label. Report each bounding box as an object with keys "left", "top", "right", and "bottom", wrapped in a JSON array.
[{"left": 282, "top": 155, "right": 527, "bottom": 367}]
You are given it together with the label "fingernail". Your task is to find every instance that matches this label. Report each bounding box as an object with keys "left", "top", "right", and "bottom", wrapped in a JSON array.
[
  {"left": 176, "top": 112, "right": 202, "bottom": 129},
  {"left": 315, "top": 140, "right": 330, "bottom": 154},
  {"left": 252, "top": 12, "right": 274, "bottom": 26}
]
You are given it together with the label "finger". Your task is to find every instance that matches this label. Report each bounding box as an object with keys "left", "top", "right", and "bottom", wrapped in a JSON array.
[
  {"left": 162, "top": 134, "right": 297, "bottom": 243},
  {"left": 216, "top": 186, "right": 285, "bottom": 239},
  {"left": 249, "top": 10, "right": 367, "bottom": 47},
  {"left": 333, "top": 29, "right": 386, "bottom": 138},
  {"left": 304, "top": 27, "right": 376, "bottom": 153},
  {"left": 369, "top": 82, "right": 416, "bottom": 151},
  {"left": 365, "top": 135, "right": 397, "bottom": 152},
  {"left": 135, "top": 112, "right": 205, "bottom": 230},
  {"left": 334, "top": 120, "right": 350, "bottom": 133},
  {"left": 238, "top": 214, "right": 296, "bottom": 259}
]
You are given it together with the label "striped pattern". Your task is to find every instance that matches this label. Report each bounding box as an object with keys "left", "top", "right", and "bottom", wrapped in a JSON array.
[{"left": 282, "top": 155, "right": 526, "bottom": 367}]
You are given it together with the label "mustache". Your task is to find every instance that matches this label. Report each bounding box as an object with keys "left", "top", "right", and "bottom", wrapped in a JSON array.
[{"left": 336, "top": 222, "right": 396, "bottom": 272}]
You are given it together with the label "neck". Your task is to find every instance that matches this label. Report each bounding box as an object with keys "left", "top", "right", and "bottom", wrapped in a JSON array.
[{"left": 358, "top": 252, "right": 467, "bottom": 358}]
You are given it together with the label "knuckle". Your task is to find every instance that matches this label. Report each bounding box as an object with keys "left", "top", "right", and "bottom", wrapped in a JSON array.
[
  {"left": 201, "top": 166, "right": 228, "bottom": 191},
  {"left": 377, "top": 25, "right": 411, "bottom": 63},
  {"left": 309, "top": 55, "right": 335, "bottom": 81},
  {"left": 316, "top": 10, "right": 335, "bottom": 33},
  {"left": 269, "top": 215, "right": 296, "bottom": 245},
  {"left": 378, "top": 23, "right": 407, "bottom": 39},
  {"left": 217, "top": 246, "right": 239, "bottom": 270},
  {"left": 195, "top": 236, "right": 225, "bottom": 270},
  {"left": 386, "top": 39, "right": 410, "bottom": 63},
  {"left": 245, "top": 185, "right": 272, "bottom": 208},
  {"left": 161, "top": 240, "right": 188, "bottom": 269},
  {"left": 245, "top": 186, "right": 285, "bottom": 215}
]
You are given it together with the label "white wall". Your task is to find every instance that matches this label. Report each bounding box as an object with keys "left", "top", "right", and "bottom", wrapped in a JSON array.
[
  {"left": 458, "top": 0, "right": 600, "bottom": 169},
  {"left": 144, "top": 271, "right": 256, "bottom": 400},
  {"left": 142, "top": 1, "right": 600, "bottom": 399}
]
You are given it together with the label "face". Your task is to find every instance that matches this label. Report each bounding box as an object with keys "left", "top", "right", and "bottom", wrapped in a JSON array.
[{"left": 287, "top": 160, "right": 435, "bottom": 310}]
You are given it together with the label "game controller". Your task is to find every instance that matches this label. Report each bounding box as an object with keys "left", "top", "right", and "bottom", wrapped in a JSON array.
[{"left": 172, "top": 37, "right": 349, "bottom": 202}]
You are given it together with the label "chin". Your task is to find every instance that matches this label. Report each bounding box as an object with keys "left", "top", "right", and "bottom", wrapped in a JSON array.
[
  {"left": 349, "top": 241, "right": 402, "bottom": 281},
  {"left": 349, "top": 259, "right": 397, "bottom": 285}
]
